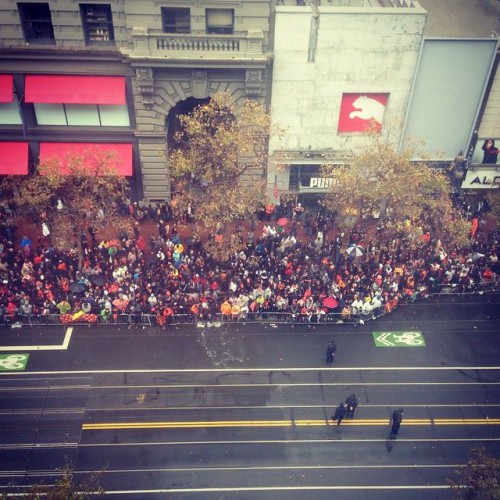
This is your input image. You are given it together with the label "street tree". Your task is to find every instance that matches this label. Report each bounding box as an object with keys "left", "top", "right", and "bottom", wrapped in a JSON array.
[
  {"left": 321, "top": 128, "right": 471, "bottom": 248},
  {"left": 485, "top": 189, "right": 500, "bottom": 227},
  {"left": 448, "top": 447, "right": 500, "bottom": 499},
  {"left": 0, "top": 464, "right": 105, "bottom": 500},
  {"left": 12, "top": 147, "right": 131, "bottom": 268},
  {"left": 169, "top": 92, "right": 278, "bottom": 260}
]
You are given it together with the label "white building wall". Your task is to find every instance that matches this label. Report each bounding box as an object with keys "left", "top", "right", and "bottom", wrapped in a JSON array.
[{"left": 270, "top": 6, "right": 427, "bottom": 154}]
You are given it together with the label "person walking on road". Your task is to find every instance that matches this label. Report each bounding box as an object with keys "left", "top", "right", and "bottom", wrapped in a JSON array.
[
  {"left": 390, "top": 408, "right": 404, "bottom": 435},
  {"left": 345, "top": 393, "right": 358, "bottom": 418},
  {"left": 332, "top": 402, "right": 347, "bottom": 426},
  {"left": 325, "top": 340, "right": 336, "bottom": 363}
]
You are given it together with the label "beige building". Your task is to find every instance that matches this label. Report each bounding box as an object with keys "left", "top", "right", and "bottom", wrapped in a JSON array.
[
  {"left": 268, "top": 0, "right": 500, "bottom": 205},
  {"left": 0, "top": 0, "right": 273, "bottom": 201}
]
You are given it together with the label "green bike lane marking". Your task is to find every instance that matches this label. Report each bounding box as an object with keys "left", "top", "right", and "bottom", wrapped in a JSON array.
[
  {"left": 0, "top": 353, "right": 30, "bottom": 371},
  {"left": 373, "top": 331, "right": 425, "bottom": 347}
]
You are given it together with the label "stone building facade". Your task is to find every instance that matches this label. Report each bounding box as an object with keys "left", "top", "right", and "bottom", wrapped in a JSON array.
[{"left": 0, "top": 0, "right": 272, "bottom": 200}]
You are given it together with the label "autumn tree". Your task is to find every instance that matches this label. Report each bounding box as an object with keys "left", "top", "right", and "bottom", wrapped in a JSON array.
[
  {"left": 448, "top": 447, "right": 500, "bottom": 499},
  {"left": 169, "top": 92, "right": 276, "bottom": 260},
  {"left": 0, "top": 464, "right": 105, "bottom": 500},
  {"left": 321, "top": 128, "right": 471, "bottom": 248},
  {"left": 13, "top": 147, "right": 131, "bottom": 268},
  {"left": 485, "top": 189, "right": 500, "bottom": 228}
]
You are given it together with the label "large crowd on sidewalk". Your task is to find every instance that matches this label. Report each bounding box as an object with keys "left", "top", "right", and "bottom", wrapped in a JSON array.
[{"left": 0, "top": 199, "right": 498, "bottom": 327}]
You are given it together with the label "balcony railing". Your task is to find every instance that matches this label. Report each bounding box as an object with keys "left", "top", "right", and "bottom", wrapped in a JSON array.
[
  {"left": 157, "top": 36, "right": 240, "bottom": 52},
  {"left": 130, "top": 28, "right": 265, "bottom": 59},
  {"left": 277, "top": 0, "right": 416, "bottom": 6}
]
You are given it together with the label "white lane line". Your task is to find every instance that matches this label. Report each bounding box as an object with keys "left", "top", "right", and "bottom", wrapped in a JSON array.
[
  {"left": 76, "top": 485, "right": 454, "bottom": 494},
  {"left": 2, "top": 437, "right": 500, "bottom": 451},
  {"left": 78, "top": 382, "right": 500, "bottom": 388},
  {"left": 61, "top": 327, "right": 73, "bottom": 349},
  {"left": 1, "top": 365, "right": 500, "bottom": 375},
  {"left": 77, "top": 464, "right": 466, "bottom": 474},
  {"left": 0, "top": 327, "right": 73, "bottom": 352},
  {"left": 77, "top": 438, "right": 500, "bottom": 448},
  {"left": 80, "top": 403, "right": 500, "bottom": 411}
]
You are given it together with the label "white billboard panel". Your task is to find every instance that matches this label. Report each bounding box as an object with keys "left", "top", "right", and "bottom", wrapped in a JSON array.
[{"left": 402, "top": 39, "right": 497, "bottom": 160}]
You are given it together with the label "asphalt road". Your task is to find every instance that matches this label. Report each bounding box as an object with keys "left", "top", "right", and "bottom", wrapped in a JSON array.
[{"left": 0, "top": 293, "right": 499, "bottom": 499}]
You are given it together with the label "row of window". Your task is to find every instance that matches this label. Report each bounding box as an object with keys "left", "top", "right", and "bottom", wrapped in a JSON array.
[
  {"left": 18, "top": 3, "right": 235, "bottom": 45},
  {"left": 164, "top": 8, "right": 234, "bottom": 35},
  {"left": 0, "top": 95, "right": 130, "bottom": 127}
]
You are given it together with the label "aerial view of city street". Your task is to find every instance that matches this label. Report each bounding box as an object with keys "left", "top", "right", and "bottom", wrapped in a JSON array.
[{"left": 1, "top": 0, "right": 500, "bottom": 498}]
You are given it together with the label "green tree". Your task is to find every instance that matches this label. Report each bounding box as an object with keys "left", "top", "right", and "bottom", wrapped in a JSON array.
[
  {"left": 169, "top": 92, "right": 277, "bottom": 260},
  {"left": 321, "top": 128, "right": 470, "bottom": 248},
  {"left": 448, "top": 447, "right": 500, "bottom": 499},
  {"left": 10, "top": 147, "right": 131, "bottom": 268}
]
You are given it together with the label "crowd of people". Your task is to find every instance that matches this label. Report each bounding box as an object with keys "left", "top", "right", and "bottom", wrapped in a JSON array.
[{"left": 0, "top": 199, "right": 498, "bottom": 327}]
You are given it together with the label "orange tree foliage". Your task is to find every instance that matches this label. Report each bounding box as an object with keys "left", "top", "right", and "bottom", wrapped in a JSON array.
[
  {"left": 169, "top": 92, "right": 274, "bottom": 261},
  {"left": 25, "top": 466, "right": 105, "bottom": 499},
  {"left": 321, "top": 132, "right": 471, "bottom": 249},
  {"left": 448, "top": 447, "right": 500, "bottom": 499},
  {"left": 15, "top": 148, "right": 131, "bottom": 266}
]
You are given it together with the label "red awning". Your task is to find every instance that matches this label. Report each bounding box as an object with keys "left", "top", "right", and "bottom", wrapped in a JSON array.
[
  {"left": 0, "top": 74, "right": 13, "bottom": 103},
  {"left": 25, "top": 75, "right": 125, "bottom": 105},
  {"left": 0, "top": 142, "right": 29, "bottom": 175},
  {"left": 39, "top": 143, "right": 133, "bottom": 176}
]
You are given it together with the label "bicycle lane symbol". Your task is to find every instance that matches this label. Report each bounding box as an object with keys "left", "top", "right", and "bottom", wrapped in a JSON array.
[
  {"left": 393, "top": 332, "right": 425, "bottom": 346},
  {"left": 373, "top": 331, "right": 426, "bottom": 347},
  {"left": 0, "top": 354, "right": 30, "bottom": 371}
]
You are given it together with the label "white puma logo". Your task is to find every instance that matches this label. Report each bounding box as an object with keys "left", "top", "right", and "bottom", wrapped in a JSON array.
[{"left": 349, "top": 95, "right": 386, "bottom": 124}]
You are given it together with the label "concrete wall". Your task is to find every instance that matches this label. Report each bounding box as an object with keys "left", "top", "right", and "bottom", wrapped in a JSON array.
[{"left": 269, "top": 6, "right": 426, "bottom": 154}]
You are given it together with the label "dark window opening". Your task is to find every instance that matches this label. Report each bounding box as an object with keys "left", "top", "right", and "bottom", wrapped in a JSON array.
[
  {"left": 289, "top": 164, "right": 323, "bottom": 190},
  {"left": 162, "top": 7, "right": 191, "bottom": 34},
  {"left": 206, "top": 9, "right": 234, "bottom": 35},
  {"left": 18, "top": 3, "right": 55, "bottom": 43},
  {"left": 80, "top": 3, "right": 115, "bottom": 44}
]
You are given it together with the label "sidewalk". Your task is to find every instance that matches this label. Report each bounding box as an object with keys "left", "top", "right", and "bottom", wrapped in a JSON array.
[
  {"left": 9, "top": 209, "right": 496, "bottom": 259},
  {"left": 10, "top": 213, "right": 340, "bottom": 259}
]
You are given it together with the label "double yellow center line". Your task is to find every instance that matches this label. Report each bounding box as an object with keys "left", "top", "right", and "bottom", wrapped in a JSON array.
[{"left": 83, "top": 418, "right": 500, "bottom": 431}]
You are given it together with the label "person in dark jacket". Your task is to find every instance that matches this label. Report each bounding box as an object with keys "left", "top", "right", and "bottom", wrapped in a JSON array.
[
  {"left": 345, "top": 393, "right": 359, "bottom": 418},
  {"left": 482, "top": 139, "right": 498, "bottom": 164},
  {"left": 325, "top": 340, "right": 336, "bottom": 363},
  {"left": 129, "top": 302, "right": 142, "bottom": 325},
  {"left": 390, "top": 408, "right": 404, "bottom": 435},
  {"left": 332, "top": 402, "right": 347, "bottom": 426}
]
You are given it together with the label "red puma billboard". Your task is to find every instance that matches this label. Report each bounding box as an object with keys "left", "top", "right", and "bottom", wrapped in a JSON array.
[{"left": 338, "top": 93, "right": 389, "bottom": 133}]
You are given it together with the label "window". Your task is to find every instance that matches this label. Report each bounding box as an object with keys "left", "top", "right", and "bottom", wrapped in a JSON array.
[
  {"left": 18, "top": 3, "right": 55, "bottom": 43},
  {"left": 33, "top": 104, "right": 130, "bottom": 126},
  {"left": 162, "top": 7, "right": 190, "bottom": 34},
  {"left": 289, "top": 164, "right": 322, "bottom": 190},
  {"left": 206, "top": 9, "right": 234, "bottom": 35},
  {"left": 0, "top": 94, "right": 22, "bottom": 125},
  {"left": 80, "top": 4, "right": 115, "bottom": 44}
]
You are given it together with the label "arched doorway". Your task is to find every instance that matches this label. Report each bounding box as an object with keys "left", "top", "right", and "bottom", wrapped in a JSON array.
[{"left": 166, "top": 97, "right": 210, "bottom": 150}]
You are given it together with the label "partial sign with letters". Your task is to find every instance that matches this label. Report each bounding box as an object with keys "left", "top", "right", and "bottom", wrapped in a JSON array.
[{"left": 462, "top": 167, "right": 500, "bottom": 189}]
